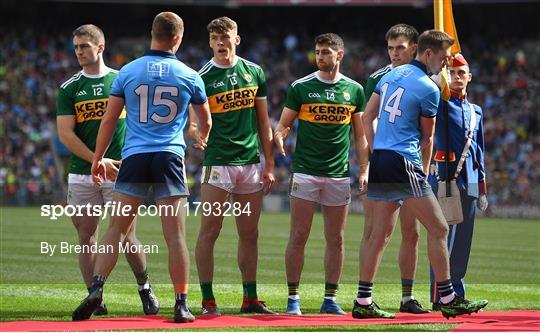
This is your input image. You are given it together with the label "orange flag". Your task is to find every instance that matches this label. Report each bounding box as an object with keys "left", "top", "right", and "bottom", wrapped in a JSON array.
[{"left": 434, "top": 0, "right": 461, "bottom": 101}]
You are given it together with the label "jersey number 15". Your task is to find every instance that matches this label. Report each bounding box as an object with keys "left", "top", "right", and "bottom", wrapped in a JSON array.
[{"left": 134, "top": 84, "right": 178, "bottom": 124}]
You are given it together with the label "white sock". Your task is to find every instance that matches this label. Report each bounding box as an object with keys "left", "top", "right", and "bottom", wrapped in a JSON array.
[
  {"left": 288, "top": 295, "right": 300, "bottom": 300},
  {"left": 138, "top": 282, "right": 150, "bottom": 291},
  {"left": 356, "top": 297, "right": 372, "bottom": 306},
  {"left": 324, "top": 296, "right": 336, "bottom": 302},
  {"left": 440, "top": 293, "right": 456, "bottom": 305},
  {"left": 402, "top": 295, "right": 414, "bottom": 303}
]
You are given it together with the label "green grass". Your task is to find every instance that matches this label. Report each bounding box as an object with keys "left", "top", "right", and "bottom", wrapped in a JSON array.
[{"left": 1, "top": 207, "right": 539, "bottom": 330}]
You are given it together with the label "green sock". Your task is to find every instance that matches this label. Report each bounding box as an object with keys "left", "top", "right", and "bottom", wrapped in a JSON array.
[
  {"left": 200, "top": 282, "right": 215, "bottom": 301},
  {"left": 243, "top": 281, "right": 257, "bottom": 299},
  {"left": 133, "top": 268, "right": 149, "bottom": 286}
]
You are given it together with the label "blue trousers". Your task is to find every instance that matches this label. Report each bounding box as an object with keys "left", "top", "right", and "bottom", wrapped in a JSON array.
[{"left": 430, "top": 189, "right": 477, "bottom": 304}]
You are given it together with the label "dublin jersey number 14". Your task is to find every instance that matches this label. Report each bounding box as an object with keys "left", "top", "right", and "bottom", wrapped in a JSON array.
[
  {"left": 378, "top": 82, "right": 404, "bottom": 123},
  {"left": 134, "top": 84, "right": 178, "bottom": 123}
]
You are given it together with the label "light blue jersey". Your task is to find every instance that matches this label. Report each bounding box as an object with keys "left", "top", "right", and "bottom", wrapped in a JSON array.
[
  {"left": 373, "top": 60, "right": 439, "bottom": 167},
  {"left": 111, "top": 50, "right": 207, "bottom": 159}
]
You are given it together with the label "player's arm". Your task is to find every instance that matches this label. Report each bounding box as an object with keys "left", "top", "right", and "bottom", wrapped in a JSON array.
[
  {"left": 274, "top": 107, "right": 297, "bottom": 156},
  {"left": 57, "top": 114, "right": 120, "bottom": 180},
  {"left": 352, "top": 112, "right": 369, "bottom": 194},
  {"left": 188, "top": 104, "right": 211, "bottom": 150},
  {"left": 190, "top": 101, "right": 212, "bottom": 148},
  {"left": 361, "top": 93, "right": 380, "bottom": 152},
  {"left": 57, "top": 115, "right": 94, "bottom": 163},
  {"left": 420, "top": 116, "right": 436, "bottom": 176},
  {"left": 476, "top": 107, "right": 488, "bottom": 211},
  {"left": 92, "top": 95, "right": 124, "bottom": 184},
  {"left": 255, "top": 97, "right": 275, "bottom": 194}
]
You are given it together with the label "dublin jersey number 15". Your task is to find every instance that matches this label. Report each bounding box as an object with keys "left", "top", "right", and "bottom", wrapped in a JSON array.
[
  {"left": 378, "top": 82, "right": 404, "bottom": 123},
  {"left": 134, "top": 84, "right": 178, "bottom": 124}
]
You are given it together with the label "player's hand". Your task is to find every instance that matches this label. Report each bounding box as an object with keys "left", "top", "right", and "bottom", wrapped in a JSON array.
[
  {"left": 102, "top": 158, "right": 121, "bottom": 181},
  {"left": 188, "top": 123, "right": 207, "bottom": 150},
  {"left": 91, "top": 158, "right": 107, "bottom": 185},
  {"left": 274, "top": 127, "right": 290, "bottom": 156},
  {"left": 358, "top": 171, "right": 368, "bottom": 195},
  {"left": 477, "top": 194, "right": 488, "bottom": 212},
  {"left": 261, "top": 166, "right": 275, "bottom": 195}
]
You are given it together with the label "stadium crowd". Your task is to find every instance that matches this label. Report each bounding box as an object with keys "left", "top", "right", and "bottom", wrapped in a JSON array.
[{"left": 1, "top": 28, "right": 538, "bottom": 208}]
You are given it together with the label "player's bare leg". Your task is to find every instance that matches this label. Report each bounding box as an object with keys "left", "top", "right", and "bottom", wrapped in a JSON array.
[
  {"left": 72, "top": 192, "right": 141, "bottom": 321},
  {"left": 196, "top": 184, "right": 229, "bottom": 283},
  {"left": 285, "top": 197, "right": 316, "bottom": 314},
  {"left": 286, "top": 197, "right": 316, "bottom": 283},
  {"left": 123, "top": 218, "right": 146, "bottom": 274},
  {"left": 360, "top": 200, "right": 400, "bottom": 282},
  {"left": 232, "top": 191, "right": 262, "bottom": 282},
  {"left": 158, "top": 195, "right": 194, "bottom": 323},
  {"left": 233, "top": 190, "right": 274, "bottom": 314},
  {"left": 123, "top": 218, "right": 159, "bottom": 315},
  {"left": 402, "top": 194, "right": 450, "bottom": 281},
  {"left": 195, "top": 184, "right": 229, "bottom": 314},
  {"left": 397, "top": 205, "right": 428, "bottom": 313},
  {"left": 93, "top": 192, "right": 142, "bottom": 277},
  {"left": 71, "top": 215, "right": 99, "bottom": 288},
  {"left": 320, "top": 204, "right": 348, "bottom": 314}
]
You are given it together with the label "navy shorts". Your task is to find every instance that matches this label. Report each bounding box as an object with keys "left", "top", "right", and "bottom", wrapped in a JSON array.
[
  {"left": 115, "top": 152, "right": 189, "bottom": 200},
  {"left": 367, "top": 150, "right": 433, "bottom": 202}
]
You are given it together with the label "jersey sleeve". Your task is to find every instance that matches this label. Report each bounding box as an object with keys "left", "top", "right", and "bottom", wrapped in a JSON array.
[
  {"left": 190, "top": 73, "right": 208, "bottom": 105},
  {"left": 355, "top": 85, "right": 366, "bottom": 114},
  {"left": 56, "top": 87, "right": 74, "bottom": 116},
  {"left": 420, "top": 89, "right": 440, "bottom": 118},
  {"left": 364, "top": 76, "right": 378, "bottom": 101},
  {"left": 256, "top": 67, "right": 267, "bottom": 98},
  {"left": 284, "top": 85, "right": 301, "bottom": 112},
  {"left": 110, "top": 69, "right": 125, "bottom": 98}
]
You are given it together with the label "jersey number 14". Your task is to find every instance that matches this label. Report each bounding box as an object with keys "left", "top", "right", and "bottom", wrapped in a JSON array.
[{"left": 378, "top": 82, "right": 404, "bottom": 123}]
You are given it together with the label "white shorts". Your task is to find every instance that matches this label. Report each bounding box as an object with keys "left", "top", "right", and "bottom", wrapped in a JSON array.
[
  {"left": 67, "top": 174, "right": 115, "bottom": 206},
  {"left": 289, "top": 173, "right": 351, "bottom": 206},
  {"left": 201, "top": 164, "right": 263, "bottom": 194}
]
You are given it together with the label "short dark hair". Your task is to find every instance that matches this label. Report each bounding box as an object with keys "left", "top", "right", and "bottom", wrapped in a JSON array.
[
  {"left": 207, "top": 16, "right": 238, "bottom": 34},
  {"left": 385, "top": 24, "right": 418, "bottom": 44},
  {"left": 73, "top": 24, "right": 104, "bottom": 45},
  {"left": 417, "top": 30, "right": 454, "bottom": 54},
  {"left": 314, "top": 33, "right": 344, "bottom": 51},
  {"left": 151, "top": 12, "right": 184, "bottom": 42}
]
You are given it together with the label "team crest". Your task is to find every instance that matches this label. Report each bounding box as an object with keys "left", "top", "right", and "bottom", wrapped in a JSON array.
[
  {"left": 343, "top": 91, "right": 351, "bottom": 101},
  {"left": 211, "top": 170, "right": 221, "bottom": 181},
  {"left": 292, "top": 182, "right": 299, "bottom": 191},
  {"left": 243, "top": 73, "right": 252, "bottom": 82}
]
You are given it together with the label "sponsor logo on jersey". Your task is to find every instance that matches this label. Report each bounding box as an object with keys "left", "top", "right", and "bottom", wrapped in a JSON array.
[
  {"left": 147, "top": 61, "right": 170, "bottom": 78},
  {"left": 298, "top": 103, "right": 356, "bottom": 124},
  {"left": 74, "top": 98, "right": 126, "bottom": 123},
  {"left": 76, "top": 90, "right": 87, "bottom": 96},
  {"left": 208, "top": 86, "right": 258, "bottom": 114}
]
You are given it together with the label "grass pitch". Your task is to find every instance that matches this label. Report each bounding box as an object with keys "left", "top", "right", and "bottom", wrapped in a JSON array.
[{"left": 1, "top": 207, "right": 539, "bottom": 330}]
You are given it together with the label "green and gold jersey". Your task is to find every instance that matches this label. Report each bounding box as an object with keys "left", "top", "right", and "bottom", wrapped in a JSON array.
[
  {"left": 365, "top": 64, "right": 392, "bottom": 100},
  {"left": 285, "top": 72, "right": 366, "bottom": 177},
  {"left": 199, "top": 56, "right": 267, "bottom": 166},
  {"left": 56, "top": 68, "right": 126, "bottom": 175}
]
